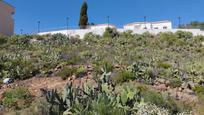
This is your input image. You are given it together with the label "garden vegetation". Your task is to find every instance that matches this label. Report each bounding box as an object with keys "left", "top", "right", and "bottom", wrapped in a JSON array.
[{"left": 0, "top": 28, "right": 204, "bottom": 114}]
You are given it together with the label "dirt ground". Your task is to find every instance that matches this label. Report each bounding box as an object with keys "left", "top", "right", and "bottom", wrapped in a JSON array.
[
  {"left": 0, "top": 75, "right": 198, "bottom": 106},
  {"left": 0, "top": 75, "right": 94, "bottom": 100}
]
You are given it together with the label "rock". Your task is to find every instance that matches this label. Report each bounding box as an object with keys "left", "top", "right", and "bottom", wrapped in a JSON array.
[
  {"left": 114, "top": 64, "right": 120, "bottom": 69},
  {"left": 156, "top": 78, "right": 166, "bottom": 84},
  {"left": 178, "top": 87, "right": 183, "bottom": 92},
  {"left": 181, "top": 82, "right": 189, "bottom": 91},
  {"left": 169, "top": 89, "right": 179, "bottom": 100},
  {"left": 0, "top": 105, "right": 4, "bottom": 114},
  {"left": 202, "top": 42, "right": 204, "bottom": 47},
  {"left": 183, "top": 89, "right": 195, "bottom": 95},
  {"left": 165, "top": 80, "right": 170, "bottom": 86},
  {"left": 154, "top": 81, "right": 159, "bottom": 85},
  {"left": 87, "top": 65, "right": 92, "bottom": 68},
  {"left": 181, "top": 81, "right": 195, "bottom": 90},
  {"left": 55, "top": 65, "right": 62, "bottom": 71},
  {"left": 87, "top": 72, "right": 92, "bottom": 75},
  {"left": 155, "top": 84, "right": 167, "bottom": 91},
  {"left": 3, "top": 78, "right": 14, "bottom": 84},
  {"left": 187, "top": 81, "right": 195, "bottom": 89}
]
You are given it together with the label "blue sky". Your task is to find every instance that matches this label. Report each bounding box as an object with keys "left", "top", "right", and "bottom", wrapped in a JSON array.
[{"left": 5, "top": 0, "right": 204, "bottom": 34}]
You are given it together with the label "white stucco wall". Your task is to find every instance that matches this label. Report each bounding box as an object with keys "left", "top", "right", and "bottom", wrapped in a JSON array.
[
  {"left": 90, "top": 24, "right": 116, "bottom": 30},
  {"left": 39, "top": 29, "right": 106, "bottom": 39},
  {"left": 0, "top": 1, "right": 15, "bottom": 36},
  {"left": 39, "top": 28, "right": 204, "bottom": 39},
  {"left": 124, "top": 21, "right": 172, "bottom": 30}
]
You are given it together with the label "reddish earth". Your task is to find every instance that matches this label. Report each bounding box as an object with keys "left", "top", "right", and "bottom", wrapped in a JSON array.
[
  {"left": 0, "top": 75, "right": 198, "bottom": 106},
  {"left": 0, "top": 75, "right": 94, "bottom": 100}
]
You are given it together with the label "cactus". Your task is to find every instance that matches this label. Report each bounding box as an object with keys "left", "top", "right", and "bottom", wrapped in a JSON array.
[{"left": 45, "top": 70, "right": 143, "bottom": 114}]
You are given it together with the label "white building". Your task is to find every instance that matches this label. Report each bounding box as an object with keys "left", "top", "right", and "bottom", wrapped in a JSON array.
[
  {"left": 89, "top": 24, "right": 116, "bottom": 30},
  {"left": 124, "top": 20, "right": 172, "bottom": 30},
  {"left": 0, "top": 1, "right": 15, "bottom": 36}
]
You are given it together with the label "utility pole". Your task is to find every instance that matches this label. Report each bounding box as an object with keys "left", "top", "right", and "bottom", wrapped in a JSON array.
[
  {"left": 178, "top": 16, "right": 181, "bottom": 28},
  {"left": 37, "top": 21, "right": 40, "bottom": 33},
  {"left": 144, "top": 16, "right": 147, "bottom": 29},
  {"left": 20, "top": 29, "right": 23, "bottom": 35},
  {"left": 107, "top": 16, "right": 110, "bottom": 28},
  {"left": 66, "top": 17, "right": 69, "bottom": 37}
]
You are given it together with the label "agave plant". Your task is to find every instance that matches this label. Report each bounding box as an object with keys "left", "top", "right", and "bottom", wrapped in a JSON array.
[{"left": 45, "top": 70, "right": 144, "bottom": 115}]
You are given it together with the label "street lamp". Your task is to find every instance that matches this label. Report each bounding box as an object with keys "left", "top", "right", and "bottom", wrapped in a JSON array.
[
  {"left": 37, "top": 21, "right": 40, "bottom": 33},
  {"left": 144, "top": 16, "right": 147, "bottom": 29},
  {"left": 178, "top": 16, "right": 181, "bottom": 28},
  {"left": 107, "top": 16, "right": 110, "bottom": 28},
  {"left": 20, "top": 29, "right": 23, "bottom": 35},
  {"left": 66, "top": 17, "right": 69, "bottom": 37}
]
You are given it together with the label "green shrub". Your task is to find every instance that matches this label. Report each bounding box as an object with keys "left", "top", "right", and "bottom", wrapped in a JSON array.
[
  {"left": 114, "top": 70, "right": 134, "bottom": 84},
  {"left": 75, "top": 67, "right": 87, "bottom": 78},
  {"left": 66, "top": 56, "right": 81, "bottom": 65},
  {"left": 93, "top": 61, "right": 114, "bottom": 74},
  {"left": 84, "top": 32, "right": 101, "bottom": 43},
  {"left": 157, "top": 61, "right": 172, "bottom": 69},
  {"left": 50, "top": 33, "right": 69, "bottom": 45},
  {"left": 69, "top": 37, "right": 81, "bottom": 44},
  {"left": 141, "top": 90, "right": 182, "bottom": 114},
  {"left": 129, "top": 62, "right": 155, "bottom": 84},
  {"left": 57, "top": 67, "right": 77, "bottom": 80},
  {"left": 119, "top": 30, "right": 134, "bottom": 38},
  {"left": 169, "top": 78, "right": 182, "bottom": 88},
  {"left": 193, "top": 85, "right": 204, "bottom": 95},
  {"left": 2, "top": 87, "right": 31, "bottom": 109},
  {"left": 175, "top": 31, "right": 193, "bottom": 40},
  {"left": 9, "top": 35, "right": 31, "bottom": 46},
  {"left": 142, "top": 90, "right": 165, "bottom": 107},
  {"left": 103, "top": 27, "right": 119, "bottom": 38},
  {"left": 1, "top": 58, "right": 40, "bottom": 80},
  {"left": 0, "top": 35, "right": 8, "bottom": 45}
]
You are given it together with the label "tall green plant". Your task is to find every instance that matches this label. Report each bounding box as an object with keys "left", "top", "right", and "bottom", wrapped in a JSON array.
[{"left": 79, "top": 1, "right": 88, "bottom": 29}]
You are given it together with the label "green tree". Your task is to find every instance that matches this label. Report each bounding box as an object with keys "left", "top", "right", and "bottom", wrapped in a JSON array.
[
  {"left": 79, "top": 1, "right": 88, "bottom": 29},
  {"left": 180, "top": 21, "right": 204, "bottom": 30}
]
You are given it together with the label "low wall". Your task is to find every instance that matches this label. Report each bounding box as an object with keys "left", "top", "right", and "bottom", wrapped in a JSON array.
[{"left": 39, "top": 28, "right": 204, "bottom": 39}]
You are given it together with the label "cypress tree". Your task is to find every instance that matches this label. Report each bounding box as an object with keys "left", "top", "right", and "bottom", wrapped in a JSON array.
[{"left": 79, "top": 1, "right": 88, "bottom": 29}]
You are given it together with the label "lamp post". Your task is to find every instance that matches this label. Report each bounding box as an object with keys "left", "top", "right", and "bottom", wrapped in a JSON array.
[
  {"left": 144, "top": 16, "right": 147, "bottom": 29},
  {"left": 20, "top": 29, "right": 23, "bottom": 35},
  {"left": 178, "top": 16, "right": 181, "bottom": 28},
  {"left": 37, "top": 21, "right": 40, "bottom": 33},
  {"left": 66, "top": 17, "right": 69, "bottom": 37},
  {"left": 107, "top": 16, "right": 110, "bottom": 28}
]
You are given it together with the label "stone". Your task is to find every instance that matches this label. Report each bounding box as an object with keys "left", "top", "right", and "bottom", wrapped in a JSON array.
[
  {"left": 155, "top": 84, "right": 167, "bottom": 91},
  {"left": 165, "top": 80, "right": 170, "bottom": 86},
  {"left": 0, "top": 105, "right": 4, "bottom": 114},
  {"left": 156, "top": 78, "right": 166, "bottom": 84},
  {"left": 178, "top": 87, "right": 183, "bottom": 92},
  {"left": 187, "top": 81, "right": 195, "bottom": 89},
  {"left": 3, "top": 78, "right": 14, "bottom": 84},
  {"left": 183, "top": 89, "right": 195, "bottom": 95},
  {"left": 181, "top": 82, "right": 188, "bottom": 89},
  {"left": 202, "top": 42, "right": 204, "bottom": 47}
]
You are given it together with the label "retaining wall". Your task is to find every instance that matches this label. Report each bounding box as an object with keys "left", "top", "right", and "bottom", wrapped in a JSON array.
[{"left": 39, "top": 28, "right": 204, "bottom": 39}]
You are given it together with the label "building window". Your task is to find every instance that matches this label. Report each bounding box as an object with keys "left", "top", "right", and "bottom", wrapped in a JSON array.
[
  {"left": 154, "top": 27, "right": 158, "bottom": 29},
  {"left": 163, "top": 26, "right": 167, "bottom": 29}
]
